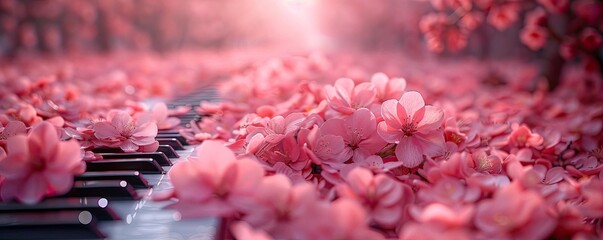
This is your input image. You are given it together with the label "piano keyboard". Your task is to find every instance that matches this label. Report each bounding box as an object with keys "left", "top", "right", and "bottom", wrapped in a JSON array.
[{"left": 0, "top": 87, "right": 225, "bottom": 239}]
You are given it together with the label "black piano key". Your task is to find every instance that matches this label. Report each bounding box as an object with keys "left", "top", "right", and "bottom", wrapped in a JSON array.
[
  {"left": 93, "top": 146, "right": 179, "bottom": 159},
  {"left": 0, "top": 198, "right": 120, "bottom": 221},
  {"left": 90, "top": 147, "right": 123, "bottom": 153},
  {"left": 75, "top": 171, "right": 151, "bottom": 189},
  {"left": 57, "top": 180, "right": 139, "bottom": 200},
  {"left": 158, "top": 129, "right": 181, "bottom": 134},
  {"left": 0, "top": 210, "right": 105, "bottom": 239},
  {"left": 155, "top": 133, "right": 188, "bottom": 145},
  {"left": 157, "top": 145, "right": 179, "bottom": 158},
  {"left": 86, "top": 159, "right": 164, "bottom": 174},
  {"left": 176, "top": 113, "right": 201, "bottom": 119},
  {"left": 99, "top": 152, "right": 172, "bottom": 166},
  {"left": 157, "top": 138, "right": 185, "bottom": 150}
]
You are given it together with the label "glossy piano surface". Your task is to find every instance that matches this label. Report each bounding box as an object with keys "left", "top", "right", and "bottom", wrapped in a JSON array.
[{"left": 97, "top": 146, "right": 222, "bottom": 240}]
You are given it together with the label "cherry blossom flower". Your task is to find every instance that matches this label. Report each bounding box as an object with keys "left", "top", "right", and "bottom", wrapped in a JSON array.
[
  {"left": 239, "top": 174, "right": 318, "bottom": 235},
  {"left": 409, "top": 203, "right": 475, "bottom": 228},
  {"left": 3, "top": 104, "right": 42, "bottom": 127},
  {"left": 525, "top": 8, "right": 548, "bottom": 27},
  {"left": 321, "top": 108, "right": 387, "bottom": 162},
  {"left": 231, "top": 222, "right": 273, "bottom": 240},
  {"left": 0, "top": 122, "right": 85, "bottom": 204},
  {"left": 324, "top": 78, "right": 377, "bottom": 116},
  {"left": 580, "top": 28, "right": 603, "bottom": 51},
  {"left": 538, "top": 0, "right": 569, "bottom": 13},
  {"left": 507, "top": 124, "right": 544, "bottom": 148},
  {"left": 92, "top": 110, "right": 159, "bottom": 152},
  {"left": 146, "top": 102, "right": 180, "bottom": 130},
  {"left": 0, "top": 121, "right": 27, "bottom": 148},
  {"left": 292, "top": 198, "right": 385, "bottom": 240},
  {"left": 474, "top": 183, "right": 556, "bottom": 239},
  {"left": 488, "top": 4, "right": 520, "bottom": 31},
  {"left": 399, "top": 222, "right": 472, "bottom": 240},
  {"left": 165, "top": 140, "right": 265, "bottom": 217},
  {"left": 298, "top": 124, "right": 350, "bottom": 166},
  {"left": 370, "top": 73, "right": 407, "bottom": 103},
  {"left": 378, "top": 91, "right": 445, "bottom": 168},
  {"left": 520, "top": 25, "right": 548, "bottom": 51},
  {"left": 337, "top": 167, "right": 413, "bottom": 228}
]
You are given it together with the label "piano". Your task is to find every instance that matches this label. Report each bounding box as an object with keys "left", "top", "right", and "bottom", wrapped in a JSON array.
[{"left": 0, "top": 87, "right": 226, "bottom": 239}]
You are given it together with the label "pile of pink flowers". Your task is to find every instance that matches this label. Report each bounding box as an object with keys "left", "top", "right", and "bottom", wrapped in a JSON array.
[
  {"left": 168, "top": 54, "right": 603, "bottom": 239},
  {"left": 1, "top": 52, "right": 603, "bottom": 239},
  {"left": 0, "top": 52, "right": 235, "bottom": 202}
]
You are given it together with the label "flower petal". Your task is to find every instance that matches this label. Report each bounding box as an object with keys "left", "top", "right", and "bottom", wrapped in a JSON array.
[
  {"left": 399, "top": 91, "right": 425, "bottom": 118},
  {"left": 417, "top": 106, "right": 444, "bottom": 131},
  {"left": 377, "top": 122, "right": 404, "bottom": 143},
  {"left": 17, "top": 173, "right": 46, "bottom": 204},
  {"left": 110, "top": 111, "right": 133, "bottom": 133},
  {"left": 93, "top": 122, "right": 120, "bottom": 139},
  {"left": 381, "top": 99, "right": 403, "bottom": 129},
  {"left": 395, "top": 138, "right": 423, "bottom": 168}
]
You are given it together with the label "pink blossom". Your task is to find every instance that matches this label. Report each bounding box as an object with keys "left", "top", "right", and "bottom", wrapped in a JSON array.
[
  {"left": 399, "top": 222, "right": 472, "bottom": 240},
  {"left": 419, "top": 13, "right": 448, "bottom": 53},
  {"left": 525, "top": 8, "right": 548, "bottom": 26},
  {"left": 378, "top": 91, "right": 445, "bottom": 168},
  {"left": 538, "top": 0, "right": 569, "bottom": 13},
  {"left": 488, "top": 4, "right": 520, "bottom": 31},
  {"left": 321, "top": 108, "right": 387, "bottom": 162},
  {"left": 245, "top": 112, "right": 305, "bottom": 156},
  {"left": 507, "top": 124, "right": 544, "bottom": 148},
  {"left": 337, "top": 167, "right": 412, "bottom": 228},
  {"left": 469, "top": 149, "right": 503, "bottom": 174},
  {"left": 370, "top": 73, "right": 407, "bottom": 103},
  {"left": 474, "top": 183, "right": 556, "bottom": 239},
  {"left": 324, "top": 78, "right": 377, "bottom": 115},
  {"left": 147, "top": 102, "right": 180, "bottom": 130},
  {"left": 292, "top": 198, "right": 385, "bottom": 240},
  {"left": 342, "top": 154, "right": 405, "bottom": 175},
  {"left": 417, "top": 176, "right": 480, "bottom": 205},
  {"left": 578, "top": 178, "right": 603, "bottom": 218},
  {"left": 520, "top": 25, "right": 548, "bottom": 51},
  {"left": 92, "top": 110, "right": 158, "bottom": 152},
  {"left": 0, "top": 122, "right": 85, "bottom": 204},
  {"left": 165, "top": 140, "right": 265, "bottom": 217},
  {"left": 299, "top": 124, "right": 350, "bottom": 166},
  {"left": 580, "top": 28, "right": 602, "bottom": 51},
  {"left": 409, "top": 203, "right": 475, "bottom": 228},
  {"left": 231, "top": 222, "right": 273, "bottom": 240},
  {"left": 573, "top": 0, "right": 603, "bottom": 25},
  {"left": 0, "top": 121, "right": 27, "bottom": 148},
  {"left": 4, "top": 104, "right": 42, "bottom": 127},
  {"left": 239, "top": 174, "right": 318, "bottom": 235}
]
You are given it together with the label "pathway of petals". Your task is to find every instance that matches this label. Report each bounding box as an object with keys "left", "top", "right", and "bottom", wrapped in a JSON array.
[{"left": 1, "top": 52, "right": 603, "bottom": 239}]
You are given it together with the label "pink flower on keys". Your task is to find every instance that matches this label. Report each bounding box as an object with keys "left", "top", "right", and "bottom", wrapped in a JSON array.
[
  {"left": 337, "top": 167, "right": 412, "bottom": 228},
  {"left": 325, "top": 78, "right": 376, "bottom": 115},
  {"left": 0, "top": 122, "right": 85, "bottom": 204},
  {"left": 377, "top": 91, "right": 445, "bottom": 168},
  {"left": 148, "top": 102, "right": 180, "bottom": 130},
  {"left": 321, "top": 108, "right": 387, "bottom": 162},
  {"left": 92, "top": 110, "right": 158, "bottom": 152},
  {"left": 167, "top": 140, "right": 265, "bottom": 217}
]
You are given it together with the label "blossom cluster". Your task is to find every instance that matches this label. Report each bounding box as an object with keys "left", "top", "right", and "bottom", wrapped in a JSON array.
[
  {"left": 168, "top": 54, "right": 603, "bottom": 239},
  {"left": 419, "top": 0, "right": 603, "bottom": 80},
  {"left": 0, "top": 51, "right": 602, "bottom": 238},
  {"left": 0, "top": 52, "right": 235, "bottom": 203}
]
